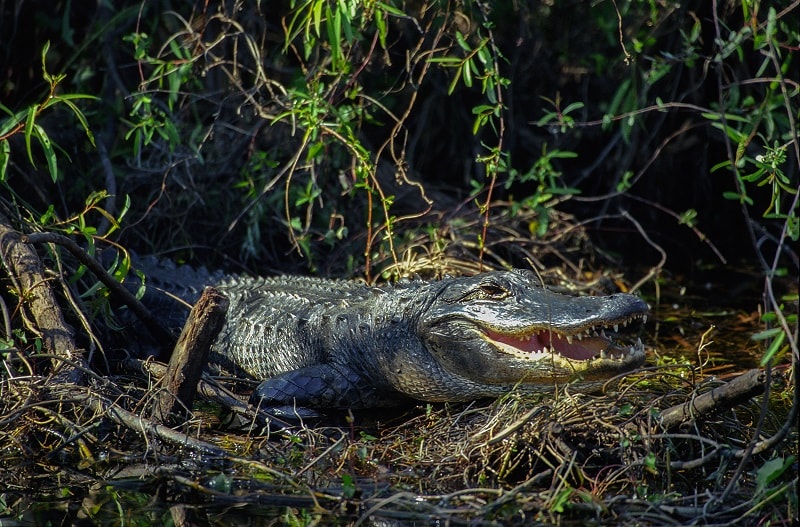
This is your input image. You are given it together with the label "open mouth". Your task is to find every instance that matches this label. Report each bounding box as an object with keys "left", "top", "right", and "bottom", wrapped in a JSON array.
[{"left": 484, "top": 315, "right": 647, "bottom": 362}]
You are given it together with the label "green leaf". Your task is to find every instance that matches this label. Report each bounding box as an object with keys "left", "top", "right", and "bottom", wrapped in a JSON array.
[
  {"left": 41, "top": 41, "right": 52, "bottom": 84},
  {"left": 700, "top": 112, "right": 750, "bottom": 123},
  {"left": 455, "top": 31, "right": 471, "bottom": 52},
  {"left": 376, "top": 2, "right": 405, "bottom": 17},
  {"left": 535, "top": 111, "right": 559, "bottom": 127},
  {"left": 472, "top": 104, "right": 495, "bottom": 115},
  {"left": 57, "top": 98, "right": 96, "bottom": 147},
  {"left": 462, "top": 61, "right": 473, "bottom": 87},
  {"left": 0, "top": 101, "right": 18, "bottom": 118},
  {"left": 548, "top": 150, "right": 578, "bottom": 159},
  {"left": 33, "top": 124, "right": 58, "bottom": 182},
  {"left": 447, "top": 66, "right": 462, "bottom": 95},
  {"left": 375, "top": 9, "right": 387, "bottom": 49},
  {"left": 710, "top": 159, "right": 731, "bottom": 173},
  {"left": 312, "top": 0, "right": 323, "bottom": 37},
  {"left": 755, "top": 456, "right": 794, "bottom": 496},
  {"left": 710, "top": 121, "right": 748, "bottom": 143},
  {"left": 562, "top": 102, "right": 584, "bottom": 115},
  {"left": 760, "top": 329, "right": 784, "bottom": 366},
  {"left": 607, "top": 78, "right": 631, "bottom": 116},
  {"left": 24, "top": 105, "right": 37, "bottom": 167},
  {"left": 0, "top": 139, "right": 9, "bottom": 181},
  {"left": 426, "top": 56, "right": 462, "bottom": 64},
  {"left": 0, "top": 108, "right": 26, "bottom": 137},
  {"left": 325, "top": 3, "right": 342, "bottom": 67}
]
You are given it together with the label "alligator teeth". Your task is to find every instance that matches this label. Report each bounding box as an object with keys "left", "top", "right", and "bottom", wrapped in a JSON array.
[
  {"left": 642, "top": 315, "right": 648, "bottom": 325},
  {"left": 566, "top": 335, "right": 573, "bottom": 344},
  {"left": 599, "top": 349, "right": 606, "bottom": 359},
  {"left": 542, "top": 346, "right": 549, "bottom": 354},
  {"left": 613, "top": 324, "right": 619, "bottom": 332},
  {"left": 575, "top": 333, "right": 583, "bottom": 341}
]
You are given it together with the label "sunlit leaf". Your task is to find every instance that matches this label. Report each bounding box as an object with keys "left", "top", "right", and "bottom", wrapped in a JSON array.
[
  {"left": 24, "top": 105, "right": 37, "bottom": 167},
  {"left": 376, "top": 2, "right": 405, "bottom": 17},
  {"left": 760, "top": 330, "right": 785, "bottom": 366},
  {"left": 57, "top": 98, "right": 97, "bottom": 147},
  {"left": 33, "top": 124, "right": 58, "bottom": 182},
  {"left": 41, "top": 41, "right": 52, "bottom": 84},
  {"left": 312, "top": 0, "right": 323, "bottom": 37}
]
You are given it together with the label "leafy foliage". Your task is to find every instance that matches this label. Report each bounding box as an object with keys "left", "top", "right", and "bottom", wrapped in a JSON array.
[{"left": 0, "top": 42, "right": 96, "bottom": 183}]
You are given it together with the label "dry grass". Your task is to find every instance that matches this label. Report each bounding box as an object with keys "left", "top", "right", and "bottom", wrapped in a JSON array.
[{"left": 0, "top": 359, "right": 795, "bottom": 525}]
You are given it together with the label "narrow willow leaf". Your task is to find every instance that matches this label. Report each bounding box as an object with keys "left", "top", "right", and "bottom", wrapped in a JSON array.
[
  {"left": 455, "top": 31, "right": 471, "bottom": 52},
  {"left": 562, "top": 102, "right": 585, "bottom": 115},
  {"left": 0, "top": 139, "right": 9, "bottom": 181},
  {"left": 33, "top": 124, "right": 58, "bottom": 182},
  {"left": 57, "top": 98, "right": 96, "bottom": 147},
  {"left": 376, "top": 2, "right": 405, "bottom": 16},
  {"left": 375, "top": 11, "right": 387, "bottom": 49},
  {"left": 41, "top": 41, "right": 52, "bottom": 84},
  {"left": 760, "top": 330, "right": 785, "bottom": 366},
  {"left": 24, "top": 105, "right": 37, "bottom": 167},
  {"left": 463, "top": 61, "right": 473, "bottom": 87},
  {"left": 313, "top": 0, "right": 322, "bottom": 37}
]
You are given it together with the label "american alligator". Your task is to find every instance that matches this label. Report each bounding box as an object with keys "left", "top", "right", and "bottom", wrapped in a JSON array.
[{"left": 130, "top": 260, "right": 649, "bottom": 413}]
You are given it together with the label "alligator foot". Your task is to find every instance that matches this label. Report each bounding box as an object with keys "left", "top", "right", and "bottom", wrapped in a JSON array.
[{"left": 248, "top": 363, "right": 394, "bottom": 415}]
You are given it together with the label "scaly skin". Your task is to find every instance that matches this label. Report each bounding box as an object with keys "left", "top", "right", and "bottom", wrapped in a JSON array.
[{"left": 168, "top": 269, "right": 650, "bottom": 411}]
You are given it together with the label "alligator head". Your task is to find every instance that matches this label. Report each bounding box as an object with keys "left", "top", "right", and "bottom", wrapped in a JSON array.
[{"left": 412, "top": 269, "right": 649, "bottom": 398}]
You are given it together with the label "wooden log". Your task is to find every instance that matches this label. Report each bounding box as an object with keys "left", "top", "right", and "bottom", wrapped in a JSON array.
[
  {"left": 156, "top": 287, "right": 228, "bottom": 425},
  {"left": 0, "top": 211, "right": 83, "bottom": 383},
  {"left": 658, "top": 369, "right": 768, "bottom": 429}
]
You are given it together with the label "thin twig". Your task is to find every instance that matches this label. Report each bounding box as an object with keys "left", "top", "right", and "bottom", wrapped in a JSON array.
[{"left": 22, "top": 232, "right": 175, "bottom": 348}]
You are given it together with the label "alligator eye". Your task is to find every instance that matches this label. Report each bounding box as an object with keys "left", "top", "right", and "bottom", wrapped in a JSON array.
[{"left": 478, "top": 282, "right": 509, "bottom": 299}]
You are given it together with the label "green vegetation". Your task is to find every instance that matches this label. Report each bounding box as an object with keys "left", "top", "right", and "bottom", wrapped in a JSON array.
[{"left": 0, "top": 0, "right": 796, "bottom": 525}]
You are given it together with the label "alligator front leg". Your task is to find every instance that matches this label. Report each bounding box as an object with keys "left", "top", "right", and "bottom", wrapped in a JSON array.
[{"left": 249, "top": 363, "right": 397, "bottom": 419}]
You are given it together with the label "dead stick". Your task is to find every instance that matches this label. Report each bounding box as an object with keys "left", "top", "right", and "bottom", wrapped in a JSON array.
[
  {"left": 71, "top": 386, "right": 227, "bottom": 457},
  {"left": 658, "top": 369, "right": 768, "bottom": 429},
  {"left": 156, "top": 287, "right": 228, "bottom": 425},
  {"left": 22, "top": 232, "right": 176, "bottom": 348}
]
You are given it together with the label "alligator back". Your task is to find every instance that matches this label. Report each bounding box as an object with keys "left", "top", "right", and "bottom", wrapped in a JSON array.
[{"left": 207, "top": 274, "right": 381, "bottom": 380}]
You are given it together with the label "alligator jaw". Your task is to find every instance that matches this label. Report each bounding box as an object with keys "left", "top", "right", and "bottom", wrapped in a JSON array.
[{"left": 483, "top": 315, "right": 647, "bottom": 362}]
